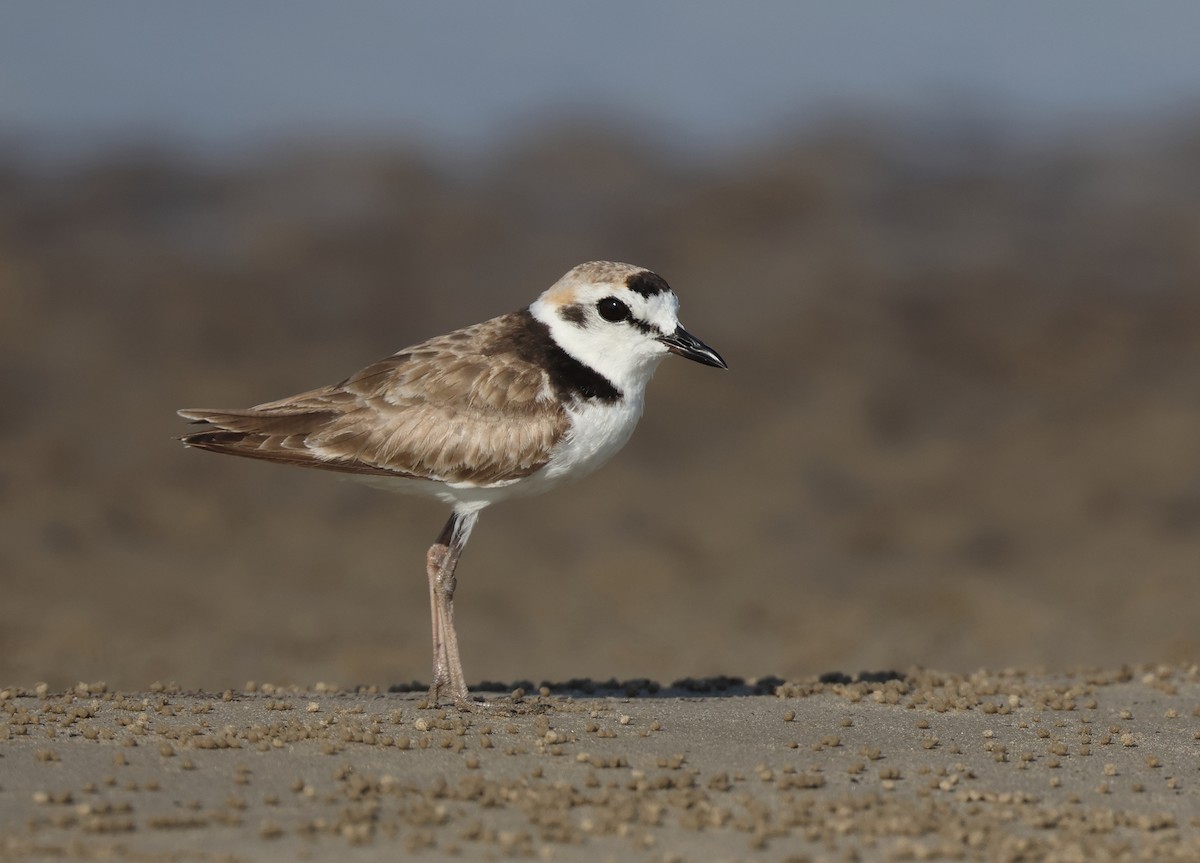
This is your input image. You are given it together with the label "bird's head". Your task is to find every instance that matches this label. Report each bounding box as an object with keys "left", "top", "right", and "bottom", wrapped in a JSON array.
[{"left": 530, "top": 261, "right": 726, "bottom": 397}]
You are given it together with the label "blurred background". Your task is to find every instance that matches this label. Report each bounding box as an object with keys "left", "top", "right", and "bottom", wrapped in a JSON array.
[{"left": 3, "top": 2, "right": 1200, "bottom": 690}]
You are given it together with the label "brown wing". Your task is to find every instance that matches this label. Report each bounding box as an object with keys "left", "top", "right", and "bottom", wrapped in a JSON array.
[{"left": 179, "top": 314, "right": 568, "bottom": 486}]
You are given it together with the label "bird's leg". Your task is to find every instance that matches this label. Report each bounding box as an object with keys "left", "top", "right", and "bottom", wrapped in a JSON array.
[
  {"left": 425, "top": 509, "right": 478, "bottom": 708},
  {"left": 426, "top": 542, "right": 449, "bottom": 701}
]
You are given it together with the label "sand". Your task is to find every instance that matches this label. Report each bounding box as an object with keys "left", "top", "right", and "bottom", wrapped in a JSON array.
[{"left": 2, "top": 667, "right": 1198, "bottom": 862}]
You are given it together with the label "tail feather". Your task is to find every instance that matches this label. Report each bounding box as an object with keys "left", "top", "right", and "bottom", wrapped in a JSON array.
[
  {"left": 180, "top": 406, "right": 339, "bottom": 434},
  {"left": 177, "top": 407, "right": 402, "bottom": 477}
]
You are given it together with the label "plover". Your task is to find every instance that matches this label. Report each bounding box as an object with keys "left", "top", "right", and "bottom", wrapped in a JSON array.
[{"left": 179, "top": 261, "right": 726, "bottom": 706}]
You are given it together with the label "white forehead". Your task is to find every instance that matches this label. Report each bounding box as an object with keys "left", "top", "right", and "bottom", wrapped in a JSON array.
[{"left": 538, "top": 261, "right": 680, "bottom": 330}]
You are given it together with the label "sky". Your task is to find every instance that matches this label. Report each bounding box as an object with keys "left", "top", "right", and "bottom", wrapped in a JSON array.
[{"left": 3, "top": 2, "right": 1200, "bottom": 161}]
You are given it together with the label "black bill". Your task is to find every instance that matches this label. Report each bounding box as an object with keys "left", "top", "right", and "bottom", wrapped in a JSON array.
[{"left": 657, "top": 326, "right": 728, "bottom": 369}]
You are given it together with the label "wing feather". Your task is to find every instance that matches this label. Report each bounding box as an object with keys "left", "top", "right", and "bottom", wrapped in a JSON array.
[{"left": 179, "top": 314, "right": 568, "bottom": 486}]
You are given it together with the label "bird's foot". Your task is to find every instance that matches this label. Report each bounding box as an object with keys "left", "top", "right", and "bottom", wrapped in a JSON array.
[
  {"left": 454, "top": 695, "right": 517, "bottom": 715},
  {"left": 421, "top": 683, "right": 514, "bottom": 714},
  {"left": 424, "top": 680, "right": 480, "bottom": 712}
]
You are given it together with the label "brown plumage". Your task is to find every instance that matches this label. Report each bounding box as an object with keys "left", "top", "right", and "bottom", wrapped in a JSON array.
[{"left": 179, "top": 312, "right": 569, "bottom": 487}]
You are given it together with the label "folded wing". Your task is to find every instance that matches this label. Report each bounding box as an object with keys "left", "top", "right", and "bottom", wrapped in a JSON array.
[{"left": 179, "top": 315, "right": 568, "bottom": 487}]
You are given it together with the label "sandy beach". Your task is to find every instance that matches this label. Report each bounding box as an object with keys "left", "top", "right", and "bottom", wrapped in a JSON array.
[{"left": 3, "top": 667, "right": 1197, "bottom": 862}]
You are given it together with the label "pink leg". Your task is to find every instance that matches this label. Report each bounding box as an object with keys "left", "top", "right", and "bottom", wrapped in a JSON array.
[{"left": 424, "top": 510, "right": 478, "bottom": 707}]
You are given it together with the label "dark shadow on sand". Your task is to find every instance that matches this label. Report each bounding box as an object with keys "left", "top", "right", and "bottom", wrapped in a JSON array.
[{"left": 387, "top": 671, "right": 905, "bottom": 699}]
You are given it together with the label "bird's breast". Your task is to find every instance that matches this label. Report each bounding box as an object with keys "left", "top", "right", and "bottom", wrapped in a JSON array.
[{"left": 541, "top": 397, "right": 645, "bottom": 484}]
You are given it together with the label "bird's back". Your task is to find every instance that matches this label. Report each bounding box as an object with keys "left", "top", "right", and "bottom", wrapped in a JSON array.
[{"left": 179, "top": 312, "right": 570, "bottom": 488}]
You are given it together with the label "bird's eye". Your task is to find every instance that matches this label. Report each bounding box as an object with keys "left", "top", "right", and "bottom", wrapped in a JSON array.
[{"left": 597, "top": 297, "right": 630, "bottom": 323}]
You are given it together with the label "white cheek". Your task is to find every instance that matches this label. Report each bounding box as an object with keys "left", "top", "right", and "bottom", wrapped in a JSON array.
[{"left": 530, "top": 294, "right": 674, "bottom": 398}]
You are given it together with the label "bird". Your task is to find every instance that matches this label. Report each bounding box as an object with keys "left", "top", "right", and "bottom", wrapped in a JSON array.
[{"left": 179, "top": 261, "right": 727, "bottom": 707}]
